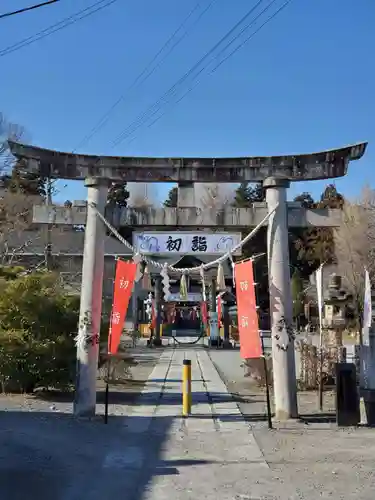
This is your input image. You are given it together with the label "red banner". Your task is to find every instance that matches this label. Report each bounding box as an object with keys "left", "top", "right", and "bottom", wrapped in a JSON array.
[
  {"left": 200, "top": 302, "right": 208, "bottom": 326},
  {"left": 234, "top": 260, "right": 262, "bottom": 359},
  {"left": 217, "top": 296, "right": 222, "bottom": 327},
  {"left": 108, "top": 259, "right": 137, "bottom": 354}
]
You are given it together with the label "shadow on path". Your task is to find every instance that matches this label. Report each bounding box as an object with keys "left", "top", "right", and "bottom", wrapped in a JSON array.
[
  {"left": 298, "top": 412, "right": 336, "bottom": 424},
  {"left": 0, "top": 409, "right": 175, "bottom": 500}
]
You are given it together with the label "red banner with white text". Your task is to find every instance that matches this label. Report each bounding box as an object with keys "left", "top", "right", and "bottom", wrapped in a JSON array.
[
  {"left": 108, "top": 260, "right": 137, "bottom": 355},
  {"left": 217, "top": 296, "right": 222, "bottom": 327},
  {"left": 200, "top": 302, "right": 208, "bottom": 326},
  {"left": 234, "top": 260, "right": 262, "bottom": 359}
]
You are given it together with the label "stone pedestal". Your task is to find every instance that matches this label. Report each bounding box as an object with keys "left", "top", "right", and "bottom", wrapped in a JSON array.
[{"left": 360, "top": 340, "right": 375, "bottom": 426}]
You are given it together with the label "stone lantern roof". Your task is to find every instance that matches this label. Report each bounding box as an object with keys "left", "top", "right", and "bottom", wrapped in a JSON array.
[{"left": 323, "top": 273, "right": 352, "bottom": 304}]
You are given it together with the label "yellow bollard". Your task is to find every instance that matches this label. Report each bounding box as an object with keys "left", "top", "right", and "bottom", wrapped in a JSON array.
[{"left": 182, "top": 359, "right": 192, "bottom": 416}]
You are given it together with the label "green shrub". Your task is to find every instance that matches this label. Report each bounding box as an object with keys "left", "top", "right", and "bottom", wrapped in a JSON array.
[
  {"left": 0, "top": 269, "right": 78, "bottom": 393},
  {"left": 0, "top": 266, "right": 114, "bottom": 393}
]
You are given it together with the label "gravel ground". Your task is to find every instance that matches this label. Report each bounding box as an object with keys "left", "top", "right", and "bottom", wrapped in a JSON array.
[
  {"left": 0, "top": 344, "right": 164, "bottom": 500},
  {"left": 209, "top": 348, "right": 375, "bottom": 499},
  {"left": 2, "top": 344, "right": 375, "bottom": 499},
  {"left": 0, "top": 343, "right": 162, "bottom": 415}
]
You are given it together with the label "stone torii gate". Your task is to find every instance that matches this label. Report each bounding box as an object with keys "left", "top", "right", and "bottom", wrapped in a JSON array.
[{"left": 9, "top": 141, "right": 367, "bottom": 420}]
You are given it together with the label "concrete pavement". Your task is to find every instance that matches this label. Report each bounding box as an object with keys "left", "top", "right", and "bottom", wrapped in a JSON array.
[
  {"left": 0, "top": 346, "right": 276, "bottom": 500},
  {"left": 102, "top": 347, "right": 271, "bottom": 500},
  {"left": 4, "top": 346, "right": 375, "bottom": 499}
]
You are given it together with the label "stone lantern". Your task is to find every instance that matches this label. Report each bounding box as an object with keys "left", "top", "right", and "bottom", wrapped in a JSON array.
[{"left": 322, "top": 273, "right": 352, "bottom": 353}]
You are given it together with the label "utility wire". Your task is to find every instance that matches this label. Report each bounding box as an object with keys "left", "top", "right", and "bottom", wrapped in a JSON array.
[
  {"left": 118, "top": 0, "right": 293, "bottom": 148},
  {"left": 117, "top": 0, "right": 279, "bottom": 145},
  {"left": 0, "top": 0, "right": 118, "bottom": 57},
  {"left": 145, "top": 0, "right": 293, "bottom": 133},
  {"left": 73, "top": 0, "right": 216, "bottom": 152},
  {"left": 109, "top": 0, "right": 270, "bottom": 149},
  {"left": 110, "top": 0, "right": 278, "bottom": 149},
  {"left": 0, "top": 1, "right": 60, "bottom": 21}
]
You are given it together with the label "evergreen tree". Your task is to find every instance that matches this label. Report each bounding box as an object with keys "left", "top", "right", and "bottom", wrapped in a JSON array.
[
  {"left": 291, "top": 269, "right": 304, "bottom": 322},
  {"left": 1, "top": 162, "right": 46, "bottom": 197},
  {"left": 232, "top": 182, "right": 265, "bottom": 207},
  {"left": 164, "top": 186, "right": 178, "bottom": 207},
  {"left": 105, "top": 182, "right": 131, "bottom": 242},
  {"left": 249, "top": 182, "right": 265, "bottom": 202},
  {"left": 290, "top": 185, "right": 344, "bottom": 278},
  {"left": 107, "top": 182, "right": 129, "bottom": 207},
  {"left": 232, "top": 182, "right": 252, "bottom": 207},
  {"left": 318, "top": 184, "right": 344, "bottom": 209},
  {"left": 293, "top": 192, "right": 314, "bottom": 208}
]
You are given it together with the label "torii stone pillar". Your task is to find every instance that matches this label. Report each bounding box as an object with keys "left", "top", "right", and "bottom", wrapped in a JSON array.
[
  {"left": 74, "top": 177, "right": 109, "bottom": 418},
  {"left": 264, "top": 177, "right": 298, "bottom": 419},
  {"left": 178, "top": 181, "right": 195, "bottom": 208}
]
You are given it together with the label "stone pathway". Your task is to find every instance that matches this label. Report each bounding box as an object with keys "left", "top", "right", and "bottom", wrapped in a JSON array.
[{"left": 101, "top": 347, "right": 273, "bottom": 500}]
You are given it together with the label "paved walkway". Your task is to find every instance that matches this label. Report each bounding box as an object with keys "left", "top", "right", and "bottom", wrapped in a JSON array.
[
  {"left": 103, "top": 347, "right": 272, "bottom": 500},
  {"left": 0, "top": 347, "right": 299, "bottom": 500},
  {"left": 6, "top": 347, "right": 375, "bottom": 499}
]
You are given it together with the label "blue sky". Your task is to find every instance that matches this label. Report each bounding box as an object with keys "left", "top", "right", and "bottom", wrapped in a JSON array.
[{"left": 1, "top": 0, "right": 373, "bottom": 204}]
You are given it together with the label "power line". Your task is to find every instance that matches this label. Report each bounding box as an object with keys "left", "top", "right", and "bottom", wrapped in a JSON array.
[
  {"left": 124, "top": 0, "right": 281, "bottom": 144},
  {"left": 73, "top": 0, "right": 217, "bottom": 152},
  {"left": 0, "top": 1, "right": 60, "bottom": 21},
  {"left": 110, "top": 0, "right": 280, "bottom": 149},
  {"left": 118, "top": 0, "right": 293, "bottom": 148},
  {"left": 146, "top": 0, "right": 293, "bottom": 133},
  {"left": 110, "top": 0, "right": 269, "bottom": 149},
  {"left": 0, "top": 0, "right": 118, "bottom": 57}
]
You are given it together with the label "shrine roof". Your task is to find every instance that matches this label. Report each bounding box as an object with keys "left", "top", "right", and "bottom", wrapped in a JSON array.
[{"left": 8, "top": 141, "right": 368, "bottom": 182}]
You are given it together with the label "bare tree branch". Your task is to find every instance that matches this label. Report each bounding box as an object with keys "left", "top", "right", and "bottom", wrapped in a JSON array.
[
  {"left": 129, "top": 183, "right": 156, "bottom": 208},
  {"left": 334, "top": 187, "right": 375, "bottom": 325},
  {"left": 0, "top": 191, "right": 41, "bottom": 264},
  {"left": 0, "top": 113, "right": 25, "bottom": 175},
  {"left": 198, "top": 183, "right": 231, "bottom": 210}
]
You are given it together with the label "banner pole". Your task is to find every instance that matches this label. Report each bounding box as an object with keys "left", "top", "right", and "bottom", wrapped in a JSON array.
[
  {"left": 253, "top": 262, "right": 272, "bottom": 429},
  {"left": 104, "top": 356, "right": 111, "bottom": 424},
  {"left": 260, "top": 333, "right": 272, "bottom": 429},
  {"left": 105, "top": 257, "right": 116, "bottom": 425}
]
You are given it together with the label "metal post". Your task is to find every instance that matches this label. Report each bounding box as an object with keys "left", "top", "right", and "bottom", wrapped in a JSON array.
[
  {"left": 222, "top": 300, "right": 232, "bottom": 348},
  {"left": 260, "top": 334, "right": 273, "bottom": 429},
  {"left": 132, "top": 280, "right": 141, "bottom": 336},
  {"left": 153, "top": 275, "right": 162, "bottom": 346},
  {"left": 182, "top": 359, "right": 192, "bottom": 416},
  {"left": 104, "top": 356, "right": 111, "bottom": 424},
  {"left": 264, "top": 177, "right": 298, "bottom": 420},
  {"left": 74, "top": 177, "right": 108, "bottom": 418}
]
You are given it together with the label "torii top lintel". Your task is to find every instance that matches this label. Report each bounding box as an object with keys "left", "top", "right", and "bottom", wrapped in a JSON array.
[{"left": 8, "top": 141, "right": 367, "bottom": 183}]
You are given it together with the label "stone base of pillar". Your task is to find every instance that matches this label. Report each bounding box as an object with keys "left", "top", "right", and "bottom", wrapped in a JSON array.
[
  {"left": 151, "top": 337, "right": 163, "bottom": 347},
  {"left": 361, "top": 389, "right": 375, "bottom": 426},
  {"left": 222, "top": 340, "right": 233, "bottom": 349}
]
